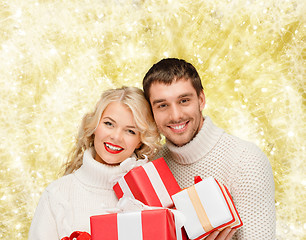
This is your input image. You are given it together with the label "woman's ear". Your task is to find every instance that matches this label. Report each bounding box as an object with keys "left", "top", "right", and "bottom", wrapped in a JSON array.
[{"left": 136, "top": 142, "right": 143, "bottom": 150}]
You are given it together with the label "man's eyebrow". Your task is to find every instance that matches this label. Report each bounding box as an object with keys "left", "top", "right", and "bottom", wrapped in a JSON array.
[
  {"left": 179, "top": 93, "right": 194, "bottom": 98},
  {"left": 152, "top": 93, "right": 195, "bottom": 106},
  {"left": 152, "top": 99, "right": 166, "bottom": 106}
]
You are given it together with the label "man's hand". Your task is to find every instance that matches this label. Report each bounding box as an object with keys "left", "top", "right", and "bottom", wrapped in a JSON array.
[{"left": 205, "top": 228, "right": 236, "bottom": 240}]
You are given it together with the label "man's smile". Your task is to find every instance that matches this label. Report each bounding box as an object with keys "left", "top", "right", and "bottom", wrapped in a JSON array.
[{"left": 168, "top": 121, "right": 189, "bottom": 133}]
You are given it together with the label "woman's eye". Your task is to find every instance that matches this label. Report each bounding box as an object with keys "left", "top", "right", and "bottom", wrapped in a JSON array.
[
  {"left": 127, "top": 129, "right": 136, "bottom": 135},
  {"left": 104, "top": 121, "right": 113, "bottom": 127}
]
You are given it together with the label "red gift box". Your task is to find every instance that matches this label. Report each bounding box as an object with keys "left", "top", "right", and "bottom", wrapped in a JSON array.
[
  {"left": 90, "top": 209, "right": 181, "bottom": 240},
  {"left": 113, "top": 157, "right": 181, "bottom": 208}
]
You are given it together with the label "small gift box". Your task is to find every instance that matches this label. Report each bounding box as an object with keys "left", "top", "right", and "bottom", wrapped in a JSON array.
[
  {"left": 172, "top": 176, "right": 242, "bottom": 240},
  {"left": 61, "top": 231, "right": 91, "bottom": 240},
  {"left": 90, "top": 209, "right": 182, "bottom": 240},
  {"left": 113, "top": 157, "right": 181, "bottom": 208}
]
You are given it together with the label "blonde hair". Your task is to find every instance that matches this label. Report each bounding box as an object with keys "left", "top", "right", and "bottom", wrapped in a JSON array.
[{"left": 64, "top": 86, "right": 161, "bottom": 175}]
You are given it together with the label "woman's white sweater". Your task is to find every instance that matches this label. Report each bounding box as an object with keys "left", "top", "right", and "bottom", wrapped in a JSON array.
[{"left": 28, "top": 149, "right": 124, "bottom": 239}]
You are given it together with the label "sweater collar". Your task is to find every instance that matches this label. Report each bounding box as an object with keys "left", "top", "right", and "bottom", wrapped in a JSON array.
[
  {"left": 165, "top": 116, "right": 224, "bottom": 165},
  {"left": 74, "top": 148, "right": 125, "bottom": 189}
]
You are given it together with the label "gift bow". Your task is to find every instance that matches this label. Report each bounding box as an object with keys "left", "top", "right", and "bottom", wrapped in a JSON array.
[
  {"left": 61, "top": 231, "right": 91, "bottom": 240},
  {"left": 110, "top": 155, "right": 148, "bottom": 185},
  {"left": 107, "top": 197, "right": 186, "bottom": 230}
]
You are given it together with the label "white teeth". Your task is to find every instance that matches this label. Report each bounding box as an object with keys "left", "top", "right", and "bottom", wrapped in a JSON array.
[
  {"left": 171, "top": 123, "right": 186, "bottom": 130},
  {"left": 105, "top": 143, "right": 123, "bottom": 151}
]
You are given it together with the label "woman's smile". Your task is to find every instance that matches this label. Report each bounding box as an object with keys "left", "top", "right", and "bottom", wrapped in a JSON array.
[{"left": 104, "top": 142, "right": 124, "bottom": 154}]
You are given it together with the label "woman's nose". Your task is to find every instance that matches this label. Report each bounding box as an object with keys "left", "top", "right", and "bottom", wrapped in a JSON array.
[{"left": 110, "top": 128, "right": 122, "bottom": 141}]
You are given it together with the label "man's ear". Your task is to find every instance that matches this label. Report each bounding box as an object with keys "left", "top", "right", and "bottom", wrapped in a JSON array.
[{"left": 199, "top": 90, "right": 206, "bottom": 111}]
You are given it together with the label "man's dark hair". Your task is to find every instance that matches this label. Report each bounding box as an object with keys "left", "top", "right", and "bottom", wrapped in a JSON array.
[{"left": 142, "top": 58, "right": 204, "bottom": 102}]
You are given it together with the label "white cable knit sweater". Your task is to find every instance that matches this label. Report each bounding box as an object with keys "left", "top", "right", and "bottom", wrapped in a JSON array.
[
  {"left": 156, "top": 116, "right": 276, "bottom": 240},
  {"left": 28, "top": 149, "right": 125, "bottom": 240}
]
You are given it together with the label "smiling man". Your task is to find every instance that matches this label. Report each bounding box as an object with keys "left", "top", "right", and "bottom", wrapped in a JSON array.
[
  {"left": 149, "top": 79, "right": 205, "bottom": 147},
  {"left": 143, "top": 58, "right": 276, "bottom": 240}
]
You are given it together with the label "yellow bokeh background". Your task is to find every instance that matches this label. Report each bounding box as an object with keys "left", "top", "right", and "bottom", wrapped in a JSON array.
[{"left": 0, "top": 0, "right": 305, "bottom": 239}]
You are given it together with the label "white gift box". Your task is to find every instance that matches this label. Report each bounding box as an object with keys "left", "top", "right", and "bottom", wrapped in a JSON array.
[{"left": 172, "top": 176, "right": 241, "bottom": 240}]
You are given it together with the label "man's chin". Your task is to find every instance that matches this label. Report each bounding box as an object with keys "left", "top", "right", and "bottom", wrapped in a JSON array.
[
  {"left": 165, "top": 130, "right": 198, "bottom": 147},
  {"left": 166, "top": 136, "right": 189, "bottom": 147}
]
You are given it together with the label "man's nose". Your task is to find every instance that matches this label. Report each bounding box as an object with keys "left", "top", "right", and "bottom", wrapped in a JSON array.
[{"left": 169, "top": 104, "right": 183, "bottom": 121}]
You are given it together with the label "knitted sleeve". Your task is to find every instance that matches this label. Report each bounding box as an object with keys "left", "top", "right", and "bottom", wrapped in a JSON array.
[
  {"left": 232, "top": 143, "right": 276, "bottom": 240},
  {"left": 28, "top": 189, "right": 59, "bottom": 240}
]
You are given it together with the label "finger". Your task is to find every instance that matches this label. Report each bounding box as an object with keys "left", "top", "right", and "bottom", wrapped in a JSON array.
[
  {"left": 224, "top": 229, "right": 237, "bottom": 240},
  {"left": 205, "top": 230, "right": 220, "bottom": 240},
  {"left": 215, "top": 228, "right": 232, "bottom": 240}
]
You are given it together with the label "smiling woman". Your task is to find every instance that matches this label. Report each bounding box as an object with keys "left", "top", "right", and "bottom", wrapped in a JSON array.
[
  {"left": 64, "top": 86, "right": 161, "bottom": 175},
  {"left": 28, "top": 86, "right": 161, "bottom": 239},
  {"left": 94, "top": 101, "right": 142, "bottom": 165}
]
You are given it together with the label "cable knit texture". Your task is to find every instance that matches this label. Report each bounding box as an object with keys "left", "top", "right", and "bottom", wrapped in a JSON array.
[
  {"left": 156, "top": 116, "right": 276, "bottom": 240},
  {"left": 28, "top": 148, "right": 125, "bottom": 240}
]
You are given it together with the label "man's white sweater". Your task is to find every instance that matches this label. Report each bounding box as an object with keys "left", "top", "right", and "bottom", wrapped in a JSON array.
[
  {"left": 28, "top": 149, "right": 124, "bottom": 239},
  {"left": 156, "top": 116, "right": 276, "bottom": 240}
]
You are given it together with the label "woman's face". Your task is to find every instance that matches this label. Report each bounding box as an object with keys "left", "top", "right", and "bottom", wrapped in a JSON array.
[{"left": 94, "top": 101, "right": 141, "bottom": 165}]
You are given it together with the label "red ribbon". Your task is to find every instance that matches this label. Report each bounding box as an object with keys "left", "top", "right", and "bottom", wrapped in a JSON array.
[
  {"left": 61, "top": 231, "right": 91, "bottom": 240},
  {"left": 194, "top": 175, "right": 202, "bottom": 184}
]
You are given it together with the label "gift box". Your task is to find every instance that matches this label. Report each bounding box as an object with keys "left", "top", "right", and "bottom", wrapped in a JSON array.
[
  {"left": 113, "top": 157, "right": 181, "bottom": 208},
  {"left": 217, "top": 183, "right": 243, "bottom": 230},
  {"left": 172, "top": 176, "right": 242, "bottom": 240},
  {"left": 90, "top": 209, "right": 182, "bottom": 240},
  {"left": 61, "top": 231, "right": 91, "bottom": 240}
]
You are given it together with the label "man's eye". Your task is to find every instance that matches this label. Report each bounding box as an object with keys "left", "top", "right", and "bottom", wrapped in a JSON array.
[
  {"left": 158, "top": 104, "right": 167, "bottom": 108},
  {"left": 180, "top": 99, "right": 189, "bottom": 104}
]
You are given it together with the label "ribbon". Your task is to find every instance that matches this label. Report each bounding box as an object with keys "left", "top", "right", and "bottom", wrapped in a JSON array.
[
  {"left": 187, "top": 185, "right": 213, "bottom": 233},
  {"left": 105, "top": 197, "right": 186, "bottom": 240},
  {"left": 107, "top": 197, "right": 185, "bottom": 224},
  {"left": 106, "top": 196, "right": 151, "bottom": 213},
  {"left": 142, "top": 161, "right": 173, "bottom": 207},
  {"left": 110, "top": 155, "right": 148, "bottom": 185},
  {"left": 117, "top": 211, "right": 143, "bottom": 240}
]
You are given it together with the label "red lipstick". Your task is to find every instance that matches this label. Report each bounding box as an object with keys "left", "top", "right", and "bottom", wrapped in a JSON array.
[{"left": 104, "top": 142, "right": 123, "bottom": 154}]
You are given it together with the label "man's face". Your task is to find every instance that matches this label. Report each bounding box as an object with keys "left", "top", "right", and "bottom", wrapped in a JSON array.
[{"left": 149, "top": 79, "right": 205, "bottom": 147}]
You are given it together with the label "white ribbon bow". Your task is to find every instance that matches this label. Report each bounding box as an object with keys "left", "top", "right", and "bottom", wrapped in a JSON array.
[
  {"left": 106, "top": 197, "right": 186, "bottom": 230},
  {"left": 120, "top": 155, "right": 148, "bottom": 173},
  {"left": 110, "top": 155, "right": 148, "bottom": 185}
]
